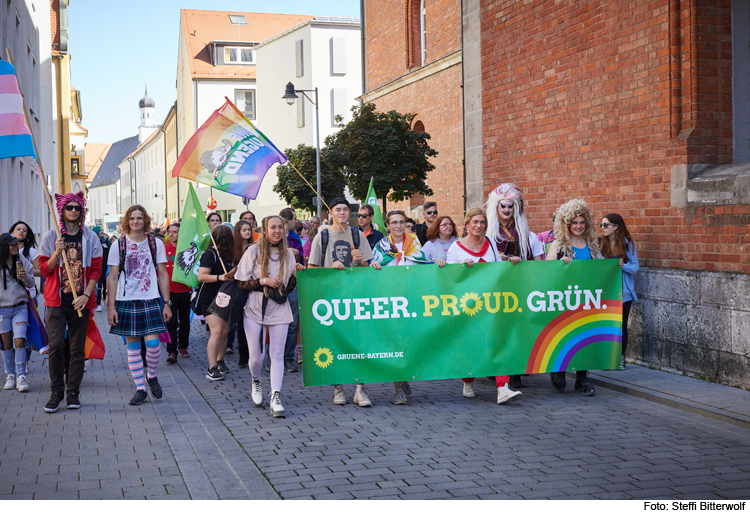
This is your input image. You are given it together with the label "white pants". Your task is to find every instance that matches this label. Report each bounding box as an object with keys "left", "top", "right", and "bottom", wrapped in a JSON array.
[{"left": 243, "top": 318, "right": 289, "bottom": 392}]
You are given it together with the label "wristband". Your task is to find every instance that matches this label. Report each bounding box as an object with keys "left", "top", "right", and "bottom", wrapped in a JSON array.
[{"left": 82, "top": 293, "right": 90, "bottom": 298}]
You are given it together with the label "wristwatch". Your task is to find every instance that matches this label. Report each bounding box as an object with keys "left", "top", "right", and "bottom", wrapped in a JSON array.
[{"left": 164, "top": 300, "right": 173, "bottom": 306}]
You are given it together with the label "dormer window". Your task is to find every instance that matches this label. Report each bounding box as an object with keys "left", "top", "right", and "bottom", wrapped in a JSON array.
[
  {"left": 229, "top": 15, "right": 247, "bottom": 25},
  {"left": 225, "top": 46, "right": 254, "bottom": 64}
]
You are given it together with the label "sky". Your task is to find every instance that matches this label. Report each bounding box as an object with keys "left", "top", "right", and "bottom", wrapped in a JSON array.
[{"left": 69, "top": 0, "right": 361, "bottom": 145}]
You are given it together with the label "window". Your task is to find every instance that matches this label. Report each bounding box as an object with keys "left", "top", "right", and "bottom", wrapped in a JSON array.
[
  {"left": 229, "top": 15, "right": 247, "bottom": 25},
  {"left": 224, "top": 46, "right": 254, "bottom": 64},
  {"left": 235, "top": 90, "right": 256, "bottom": 119},
  {"left": 420, "top": 0, "right": 426, "bottom": 66}
]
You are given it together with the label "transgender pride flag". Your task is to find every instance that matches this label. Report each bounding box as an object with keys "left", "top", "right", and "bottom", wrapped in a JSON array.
[{"left": 0, "top": 59, "right": 35, "bottom": 160}]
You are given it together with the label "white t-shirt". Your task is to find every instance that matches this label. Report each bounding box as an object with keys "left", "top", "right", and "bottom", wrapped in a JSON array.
[
  {"left": 447, "top": 237, "right": 499, "bottom": 264},
  {"left": 527, "top": 232, "right": 545, "bottom": 258},
  {"left": 107, "top": 235, "right": 167, "bottom": 301}
]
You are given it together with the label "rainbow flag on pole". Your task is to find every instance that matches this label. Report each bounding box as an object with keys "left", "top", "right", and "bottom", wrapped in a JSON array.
[
  {"left": 0, "top": 59, "right": 36, "bottom": 160},
  {"left": 172, "top": 97, "right": 286, "bottom": 199}
]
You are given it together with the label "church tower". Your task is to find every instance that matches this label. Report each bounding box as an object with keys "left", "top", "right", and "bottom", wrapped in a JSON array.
[{"left": 138, "top": 83, "right": 158, "bottom": 143}]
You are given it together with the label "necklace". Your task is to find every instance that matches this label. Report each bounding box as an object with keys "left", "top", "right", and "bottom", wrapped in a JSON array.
[{"left": 269, "top": 250, "right": 280, "bottom": 262}]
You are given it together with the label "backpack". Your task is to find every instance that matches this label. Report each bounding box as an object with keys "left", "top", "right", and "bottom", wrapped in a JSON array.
[
  {"left": 320, "top": 227, "right": 361, "bottom": 266},
  {"left": 118, "top": 234, "right": 158, "bottom": 286}
]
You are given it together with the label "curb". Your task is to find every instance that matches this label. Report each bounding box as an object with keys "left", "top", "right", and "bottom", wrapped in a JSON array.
[{"left": 584, "top": 372, "right": 750, "bottom": 431}]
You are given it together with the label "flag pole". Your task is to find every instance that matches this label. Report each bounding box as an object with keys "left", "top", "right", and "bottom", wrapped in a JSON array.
[{"left": 5, "top": 48, "right": 82, "bottom": 317}]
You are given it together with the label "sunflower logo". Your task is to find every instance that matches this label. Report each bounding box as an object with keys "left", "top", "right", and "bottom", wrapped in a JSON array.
[
  {"left": 313, "top": 347, "right": 334, "bottom": 369},
  {"left": 459, "top": 292, "right": 483, "bottom": 316}
]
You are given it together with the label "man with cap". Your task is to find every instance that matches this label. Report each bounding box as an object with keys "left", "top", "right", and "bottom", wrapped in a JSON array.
[{"left": 38, "top": 191, "right": 103, "bottom": 412}]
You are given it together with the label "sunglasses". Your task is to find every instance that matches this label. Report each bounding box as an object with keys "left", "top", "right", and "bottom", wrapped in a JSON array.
[
  {"left": 357, "top": 214, "right": 371, "bottom": 219},
  {"left": 64, "top": 205, "right": 82, "bottom": 212},
  {"left": 600, "top": 222, "right": 616, "bottom": 229},
  {"left": 425, "top": 210, "right": 438, "bottom": 215},
  {"left": 499, "top": 203, "right": 514, "bottom": 210}
]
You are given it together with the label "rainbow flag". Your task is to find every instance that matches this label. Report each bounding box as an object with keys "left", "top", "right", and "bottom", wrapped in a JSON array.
[
  {"left": 173, "top": 97, "right": 286, "bottom": 199},
  {"left": 0, "top": 59, "right": 36, "bottom": 160}
]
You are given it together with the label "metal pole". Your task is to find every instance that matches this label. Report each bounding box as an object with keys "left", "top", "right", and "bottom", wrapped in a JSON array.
[{"left": 314, "top": 87, "right": 322, "bottom": 219}]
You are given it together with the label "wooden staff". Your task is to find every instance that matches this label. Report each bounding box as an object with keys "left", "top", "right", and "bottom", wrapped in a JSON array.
[{"left": 5, "top": 49, "right": 82, "bottom": 316}]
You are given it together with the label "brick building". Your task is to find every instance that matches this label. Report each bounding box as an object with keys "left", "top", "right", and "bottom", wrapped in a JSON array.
[
  {"left": 364, "top": 0, "right": 750, "bottom": 388},
  {"left": 361, "top": 0, "right": 465, "bottom": 222}
]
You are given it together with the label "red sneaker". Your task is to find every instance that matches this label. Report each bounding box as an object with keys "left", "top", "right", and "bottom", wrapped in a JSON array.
[{"left": 179, "top": 348, "right": 190, "bottom": 358}]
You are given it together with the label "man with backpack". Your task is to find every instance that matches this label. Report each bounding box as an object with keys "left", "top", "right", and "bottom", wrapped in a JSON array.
[
  {"left": 107, "top": 205, "right": 172, "bottom": 406},
  {"left": 307, "top": 198, "right": 377, "bottom": 407}
]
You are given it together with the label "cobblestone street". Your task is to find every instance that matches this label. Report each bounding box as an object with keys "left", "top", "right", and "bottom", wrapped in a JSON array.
[{"left": 1, "top": 311, "right": 749, "bottom": 500}]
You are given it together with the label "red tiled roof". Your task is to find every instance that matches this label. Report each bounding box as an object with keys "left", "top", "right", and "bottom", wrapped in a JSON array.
[{"left": 181, "top": 9, "right": 312, "bottom": 80}]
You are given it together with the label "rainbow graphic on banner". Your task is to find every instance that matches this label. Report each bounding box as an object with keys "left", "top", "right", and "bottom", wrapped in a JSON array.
[{"left": 526, "top": 300, "right": 622, "bottom": 373}]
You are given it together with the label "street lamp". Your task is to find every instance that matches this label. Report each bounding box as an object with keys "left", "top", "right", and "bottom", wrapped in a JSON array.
[{"left": 283, "top": 82, "right": 322, "bottom": 219}]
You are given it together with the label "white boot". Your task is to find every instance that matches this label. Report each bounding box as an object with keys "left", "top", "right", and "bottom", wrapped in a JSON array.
[
  {"left": 462, "top": 381, "right": 475, "bottom": 398},
  {"left": 251, "top": 377, "right": 263, "bottom": 407},
  {"left": 270, "top": 391, "right": 285, "bottom": 418},
  {"left": 497, "top": 383, "right": 521, "bottom": 404}
]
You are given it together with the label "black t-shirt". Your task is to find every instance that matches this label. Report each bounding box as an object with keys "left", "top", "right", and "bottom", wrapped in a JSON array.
[
  {"left": 61, "top": 231, "right": 84, "bottom": 306},
  {"left": 415, "top": 223, "right": 429, "bottom": 246},
  {"left": 199, "top": 248, "right": 231, "bottom": 304}
]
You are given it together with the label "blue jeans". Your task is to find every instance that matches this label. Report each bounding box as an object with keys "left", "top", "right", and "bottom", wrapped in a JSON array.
[
  {"left": 0, "top": 303, "right": 29, "bottom": 376},
  {"left": 283, "top": 289, "right": 299, "bottom": 362}
]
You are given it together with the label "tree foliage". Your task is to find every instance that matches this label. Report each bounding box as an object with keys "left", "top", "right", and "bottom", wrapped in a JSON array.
[
  {"left": 273, "top": 144, "right": 346, "bottom": 215},
  {"left": 325, "top": 103, "right": 437, "bottom": 211}
]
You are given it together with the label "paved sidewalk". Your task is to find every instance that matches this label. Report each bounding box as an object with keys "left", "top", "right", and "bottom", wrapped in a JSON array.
[{"left": 1, "top": 310, "right": 749, "bottom": 500}]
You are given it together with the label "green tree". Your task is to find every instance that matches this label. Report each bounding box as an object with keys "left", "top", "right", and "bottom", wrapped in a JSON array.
[
  {"left": 325, "top": 103, "right": 437, "bottom": 213},
  {"left": 273, "top": 144, "right": 346, "bottom": 215}
]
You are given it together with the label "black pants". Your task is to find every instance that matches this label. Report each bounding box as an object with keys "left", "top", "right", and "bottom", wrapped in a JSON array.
[
  {"left": 237, "top": 320, "right": 249, "bottom": 365},
  {"left": 622, "top": 300, "right": 632, "bottom": 356},
  {"left": 165, "top": 291, "right": 191, "bottom": 354},
  {"left": 47, "top": 305, "right": 90, "bottom": 395},
  {"left": 96, "top": 270, "right": 107, "bottom": 305}
]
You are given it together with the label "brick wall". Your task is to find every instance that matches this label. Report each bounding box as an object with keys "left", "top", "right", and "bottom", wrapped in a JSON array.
[
  {"left": 50, "top": 0, "right": 60, "bottom": 52},
  {"left": 366, "top": 0, "right": 462, "bottom": 90},
  {"left": 480, "top": 0, "right": 745, "bottom": 273}
]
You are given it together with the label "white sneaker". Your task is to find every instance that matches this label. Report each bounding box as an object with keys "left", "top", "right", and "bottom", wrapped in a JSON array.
[
  {"left": 270, "top": 391, "right": 285, "bottom": 418},
  {"left": 497, "top": 383, "right": 521, "bottom": 404},
  {"left": 16, "top": 374, "right": 29, "bottom": 393},
  {"left": 251, "top": 377, "right": 263, "bottom": 407},
  {"left": 333, "top": 385, "right": 347, "bottom": 405},
  {"left": 353, "top": 385, "right": 372, "bottom": 407},
  {"left": 95, "top": 305, "right": 102, "bottom": 312},
  {"left": 463, "top": 381, "right": 475, "bottom": 398},
  {"left": 4, "top": 374, "right": 16, "bottom": 390}
]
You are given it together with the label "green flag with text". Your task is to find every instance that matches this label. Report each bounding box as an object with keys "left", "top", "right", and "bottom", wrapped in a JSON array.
[
  {"left": 364, "top": 178, "right": 385, "bottom": 232},
  {"left": 171, "top": 183, "right": 211, "bottom": 289}
]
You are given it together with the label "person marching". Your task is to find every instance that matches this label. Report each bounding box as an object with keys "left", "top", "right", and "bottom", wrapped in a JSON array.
[
  {"left": 206, "top": 212, "right": 222, "bottom": 231},
  {"left": 92, "top": 226, "right": 112, "bottom": 312},
  {"left": 600, "top": 213, "right": 639, "bottom": 370},
  {"left": 545, "top": 199, "right": 600, "bottom": 396},
  {"left": 307, "top": 198, "right": 378, "bottom": 407},
  {"left": 164, "top": 223, "right": 192, "bottom": 363},
  {"left": 9, "top": 221, "right": 40, "bottom": 300},
  {"left": 414, "top": 201, "right": 438, "bottom": 245},
  {"left": 0, "top": 234, "right": 35, "bottom": 392},
  {"left": 357, "top": 204, "right": 385, "bottom": 250},
  {"left": 197, "top": 225, "right": 235, "bottom": 381},
  {"left": 236, "top": 216, "right": 303, "bottom": 418},
  {"left": 107, "top": 205, "right": 172, "bottom": 405},
  {"left": 446, "top": 208, "right": 523, "bottom": 405},
  {"left": 421, "top": 215, "right": 459, "bottom": 265},
  {"left": 486, "top": 184, "right": 545, "bottom": 389},
  {"left": 39, "top": 192, "right": 103, "bottom": 412},
  {"left": 233, "top": 219, "right": 255, "bottom": 369}
]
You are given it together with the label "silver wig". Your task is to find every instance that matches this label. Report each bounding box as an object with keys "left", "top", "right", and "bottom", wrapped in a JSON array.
[{"left": 485, "top": 183, "right": 532, "bottom": 260}]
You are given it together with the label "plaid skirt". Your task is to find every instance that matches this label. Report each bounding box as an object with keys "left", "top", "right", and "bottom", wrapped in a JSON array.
[{"left": 110, "top": 298, "right": 167, "bottom": 337}]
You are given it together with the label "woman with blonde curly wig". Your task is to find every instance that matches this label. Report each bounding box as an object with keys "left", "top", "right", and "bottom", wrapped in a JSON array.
[
  {"left": 236, "top": 216, "right": 304, "bottom": 418},
  {"left": 545, "top": 199, "right": 600, "bottom": 396}
]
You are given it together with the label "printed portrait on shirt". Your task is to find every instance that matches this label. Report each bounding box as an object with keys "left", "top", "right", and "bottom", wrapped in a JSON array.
[{"left": 332, "top": 240, "right": 353, "bottom": 267}]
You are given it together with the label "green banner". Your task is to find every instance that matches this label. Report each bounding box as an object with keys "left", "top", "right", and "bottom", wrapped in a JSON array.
[
  {"left": 172, "top": 183, "right": 211, "bottom": 289},
  {"left": 298, "top": 259, "right": 623, "bottom": 386}
]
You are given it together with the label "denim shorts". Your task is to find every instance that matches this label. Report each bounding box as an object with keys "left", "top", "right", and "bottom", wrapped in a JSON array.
[{"left": 0, "top": 303, "right": 29, "bottom": 339}]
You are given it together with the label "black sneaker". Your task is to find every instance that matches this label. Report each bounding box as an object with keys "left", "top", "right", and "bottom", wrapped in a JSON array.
[
  {"left": 66, "top": 392, "right": 81, "bottom": 410},
  {"left": 574, "top": 371, "right": 596, "bottom": 396},
  {"left": 166, "top": 352, "right": 177, "bottom": 364},
  {"left": 44, "top": 392, "right": 64, "bottom": 413},
  {"left": 129, "top": 389, "right": 148, "bottom": 405},
  {"left": 238, "top": 361, "right": 248, "bottom": 369},
  {"left": 508, "top": 375, "right": 523, "bottom": 390},
  {"left": 217, "top": 360, "right": 230, "bottom": 375},
  {"left": 550, "top": 372, "right": 567, "bottom": 392},
  {"left": 146, "top": 377, "right": 163, "bottom": 399},
  {"left": 206, "top": 367, "right": 225, "bottom": 381},
  {"left": 284, "top": 359, "right": 298, "bottom": 373}
]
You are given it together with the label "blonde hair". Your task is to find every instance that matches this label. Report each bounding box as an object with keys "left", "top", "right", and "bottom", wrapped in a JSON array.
[
  {"left": 386, "top": 209, "right": 407, "bottom": 223},
  {"left": 553, "top": 199, "right": 599, "bottom": 258},
  {"left": 258, "top": 216, "right": 290, "bottom": 297},
  {"left": 462, "top": 207, "right": 487, "bottom": 237}
]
